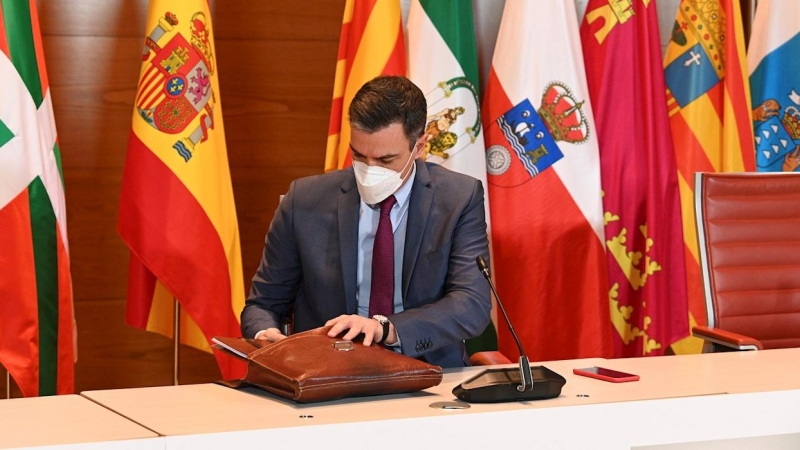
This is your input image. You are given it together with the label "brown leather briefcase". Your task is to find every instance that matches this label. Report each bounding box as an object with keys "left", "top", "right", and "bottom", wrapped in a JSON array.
[{"left": 213, "top": 327, "right": 443, "bottom": 403}]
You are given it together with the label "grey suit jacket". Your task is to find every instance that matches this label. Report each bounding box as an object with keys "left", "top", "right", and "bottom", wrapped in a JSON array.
[{"left": 241, "top": 160, "right": 491, "bottom": 368}]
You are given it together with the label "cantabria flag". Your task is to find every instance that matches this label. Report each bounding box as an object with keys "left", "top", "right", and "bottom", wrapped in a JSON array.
[
  {"left": 749, "top": 0, "right": 800, "bottom": 173},
  {"left": 0, "top": 0, "right": 75, "bottom": 396},
  {"left": 483, "top": 0, "right": 612, "bottom": 361},
  {"left": 407, "top": 0, "right": 495, "bottom": 353}
]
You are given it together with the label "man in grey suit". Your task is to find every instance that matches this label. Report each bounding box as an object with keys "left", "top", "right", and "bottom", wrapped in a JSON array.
[{"left": 241, "top": 76, "right": 491, "bottom": 368}]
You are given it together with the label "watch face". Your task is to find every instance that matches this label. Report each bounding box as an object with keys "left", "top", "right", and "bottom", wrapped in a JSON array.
[{"left": 373, "top": 315, "right": 388, "bottom": 323}]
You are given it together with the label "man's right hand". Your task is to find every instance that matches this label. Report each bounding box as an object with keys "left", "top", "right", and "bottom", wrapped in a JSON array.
[{"left": 254, "top": 328, "right": 287, "bottom": 342}]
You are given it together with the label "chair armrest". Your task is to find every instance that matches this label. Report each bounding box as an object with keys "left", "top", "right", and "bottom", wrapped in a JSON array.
[
  {"left": 692, "top": 326, "right": 763, "bottom": 351},
  {"left": 469, "top": 351, "right": 512, "bottom": 366}
]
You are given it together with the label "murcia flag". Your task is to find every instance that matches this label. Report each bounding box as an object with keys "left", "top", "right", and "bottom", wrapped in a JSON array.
[
  {"left": 749, "top": 0, "right": 800, "bottom": 173},
  {"left": 118, "top": 0, "right": 245, "bottom": 379},
  {"left": 407, "top": 0, "right": 496, "bottom": 353},
  {"left": 664, "top": 0, "right": 756, "bottom": 354},
  {"left": 325, "top": 0, "right": 406, "bottom": 171},
  {"left": 482, "top": 0, "right": 612, "bottom": 361},
  {"left": 0, "top": 0, "right": 75, "bottom": 396},
  {"left": 581, "top": 0, "right": 689, "bottom": 357}
]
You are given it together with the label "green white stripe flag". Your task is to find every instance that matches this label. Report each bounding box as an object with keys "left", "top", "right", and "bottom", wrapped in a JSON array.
[{"left": 407, "top": 0, "right": 496, "bottom": 353}]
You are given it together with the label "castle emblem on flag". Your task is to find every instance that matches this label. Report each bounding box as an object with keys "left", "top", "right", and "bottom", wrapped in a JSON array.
[
  {"left": 421, "top": 77, "right": 481, "bottom": 162},
  {"left": 490, "top": 82, "right": 589, "bottom": 178},
  {"left": 585, "top": 0, "right": 637, "bottom": 45},
  {"left": 135, "top": 11, "right": 217, "bottom": 162}
]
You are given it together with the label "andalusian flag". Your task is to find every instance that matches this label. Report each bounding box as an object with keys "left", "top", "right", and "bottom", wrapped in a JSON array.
[
  {"left": 582, "top": 0, "right": 690, "bottom": 357},
  {"left": 0, "top": 0, "right": 75, "bottom": 396},
  {"left": 749, "top": 0, "right": 800, "bottom": 173},
  {"left": 664, "top": 0, "right": 756, "bottom": 354},
  {"left": 407, "top": 0, "right": 496, "bottom": 354},
  {"left": 482, "top": 0, "right": 612, "bottom": 361},
  {"left": 325, "top": 0, "right": 406, "bottom": 171},
  {"left": 118, "top": 0, "right": 245, "bottom": 379}
]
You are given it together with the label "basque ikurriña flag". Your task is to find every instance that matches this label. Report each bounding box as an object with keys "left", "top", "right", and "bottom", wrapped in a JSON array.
[
  {"left": 581, "top": 0, "right": 689, "bottom": 357},
  {"left": 325, "top": 0, "right": 406, "bottom": 171},
  {"left": 749, "top": 0, "right": 800, "bottom": 173},
  {"left": 482, "top": 0, "right": 612, "bottom": 361},
  {"left": 407, "top": 0, "right": 497, "bottom": 353},
  {"left": 0, "top": 0, "right": 76, "bottom": 397},
  {"left": 663, "top": 0, "right": 756, "bottom": 354},
  {"left": 118, "top": 0, "right": 245, "bottom": 379}
]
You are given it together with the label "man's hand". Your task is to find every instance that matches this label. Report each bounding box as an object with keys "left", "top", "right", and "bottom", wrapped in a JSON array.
[
  {"left": 325, "top": 314, "right": 397, "bottom": 346},
  {"left": 254, "top": 328, "right": 287, "bottom": 342}
]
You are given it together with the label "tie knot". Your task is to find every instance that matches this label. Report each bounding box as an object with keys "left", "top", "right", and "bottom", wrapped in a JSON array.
[{"left": 379, "top": 195, "right": 396, "bottom": 215}]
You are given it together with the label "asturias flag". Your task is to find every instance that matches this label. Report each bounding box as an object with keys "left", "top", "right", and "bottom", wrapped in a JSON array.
[
  {"left": 482, "top": 0, "right": 612, "bottom": 361},
  {"left": 749, "top": 0, "right": 800, "bottom": 173},
  {"left": 0, "top": 0, "right": 75, "bottom": 396},
  {"left": 118, "top": 0, "right": 245, "bottom": 379},
  {"left": 325, "top": 0, "right": 406, "bottom": 171},
  {"left": 664, "top": 0, "right": 756, "bottom": 354},
  {"left": 581, "top": 0, "right": 689, "bottom": 357}
]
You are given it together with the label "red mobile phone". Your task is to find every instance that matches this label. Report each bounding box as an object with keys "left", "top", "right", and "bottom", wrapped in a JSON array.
[{"left": 573, "top": 366, "right": 639, "bottom": 383}]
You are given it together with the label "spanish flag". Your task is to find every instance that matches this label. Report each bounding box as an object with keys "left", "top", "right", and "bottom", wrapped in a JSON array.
[
  {"left": 0, "top": 0, "right": 75, "bottom": 396},
  {"left": 663, "top": 0, "right": 756, "bottom": 354},
  {"left": 118, "top": 0, "right": 245, "bottom": 379},
  {"left": 325, "top": 0, "right": 406, "bottom": 172}
]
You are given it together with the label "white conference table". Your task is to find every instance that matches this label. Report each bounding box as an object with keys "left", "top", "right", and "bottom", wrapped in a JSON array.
[
  {"left": 80, "top": 348, "right": 800, "bottom": 449},
  {"left": 0, "top": 394, "right": 160, "bottom": 449}
]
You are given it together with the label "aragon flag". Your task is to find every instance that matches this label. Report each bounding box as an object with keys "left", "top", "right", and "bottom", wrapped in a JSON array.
[
  {"left": 581, "top": 0, "right": 689, "bottom": 357},
  {"left": 407, "top": 0, "right": 496, "bottom": 353},
  {"left": 324, "top": 0, "right": 406, "bottom": 172},
  {"left": 0, "top": 0, "right": 75, "bottom": 396},
  {"left": 118, "top": 0, "right": 245, "bottom": 379},
  {"left": 663, "top": 0, "right": 756, "bottom": 354},
  {"left": 482, "top": 0, "right": 612, "bottom": 361},
  {"left": 749, "top": 0, "right": 800, "bottom": 173}
]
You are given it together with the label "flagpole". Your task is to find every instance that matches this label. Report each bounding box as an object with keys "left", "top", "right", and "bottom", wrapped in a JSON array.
[
  {"left": 173, "top": 299, "right": 180, "bottom": 386},
  {"left": 5, "top": 371, "right": 10, "bottom": 399}
]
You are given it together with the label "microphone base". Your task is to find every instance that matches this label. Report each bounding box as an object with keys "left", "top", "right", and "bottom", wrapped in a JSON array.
[{"left": 452, "top": 365, "right": 566, "bottom": 403}]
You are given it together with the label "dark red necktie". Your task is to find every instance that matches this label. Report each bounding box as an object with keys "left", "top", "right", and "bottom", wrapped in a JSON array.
[{"left": 369, "top": 195, "right": 397, "bottom": 317}]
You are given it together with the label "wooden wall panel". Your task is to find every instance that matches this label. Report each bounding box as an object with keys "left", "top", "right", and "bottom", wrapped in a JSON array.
[{"left": 3, "top": 0, "right": 343, "bottom": 396}]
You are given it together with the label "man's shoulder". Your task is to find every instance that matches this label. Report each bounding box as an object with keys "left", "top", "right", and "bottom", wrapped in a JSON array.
[{"left": 423, "top": 162, "right": 482, "bottom": 191}]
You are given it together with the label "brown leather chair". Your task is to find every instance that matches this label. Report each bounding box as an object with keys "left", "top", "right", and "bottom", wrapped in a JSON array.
[{"left": 692, "top": 172, "right": 800, "bottom": 351}]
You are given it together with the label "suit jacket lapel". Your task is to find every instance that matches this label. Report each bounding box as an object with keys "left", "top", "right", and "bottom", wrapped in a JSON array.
[
  {"left": 402, "top": 160, "right": 433, "bottom": 300},
  {"left": 338, "top": 171, "right": 360, "bottom": 314}
]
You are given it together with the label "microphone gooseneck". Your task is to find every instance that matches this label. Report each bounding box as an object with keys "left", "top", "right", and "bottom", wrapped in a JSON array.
[{"left": 475, "top": 256, "right": 525, "bottom": 359}]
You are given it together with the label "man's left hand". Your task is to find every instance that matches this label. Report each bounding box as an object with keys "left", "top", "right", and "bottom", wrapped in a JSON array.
[{"left": 325, "top": 314, "right": 396, "bottom": 346}]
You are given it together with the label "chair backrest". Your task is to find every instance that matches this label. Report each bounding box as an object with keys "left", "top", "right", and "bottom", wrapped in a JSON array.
[{"left": 695, "top": 172, "right": 800, "bottom": 349}]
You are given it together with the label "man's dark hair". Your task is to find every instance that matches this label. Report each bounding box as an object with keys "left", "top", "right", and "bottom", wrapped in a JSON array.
[{"left": 349, "top": 76, "right": 427, "bottom": 146}]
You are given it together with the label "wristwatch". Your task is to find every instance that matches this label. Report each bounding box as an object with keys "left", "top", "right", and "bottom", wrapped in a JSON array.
[{"left": 372, "top": 315, "right": 390, "bottom": 343}]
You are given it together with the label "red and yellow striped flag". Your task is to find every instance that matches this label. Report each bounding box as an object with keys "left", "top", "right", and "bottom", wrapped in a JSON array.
[
  {"left": 325, "top": 0, "right": 406, "bottom": 172},
  {"left": 663, "top": 0, "right": 756, "bottom": 353},
  {"left": 118, "top": 0, "right": 245, "bottom": 379},
  {"left": 0, "top": 0, "right": 75, "bottom": 396}
]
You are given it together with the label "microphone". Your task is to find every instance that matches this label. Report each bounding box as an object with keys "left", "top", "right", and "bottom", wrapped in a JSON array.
[{"left": 451, "top": 256, "right": 566, "bottom": 403}]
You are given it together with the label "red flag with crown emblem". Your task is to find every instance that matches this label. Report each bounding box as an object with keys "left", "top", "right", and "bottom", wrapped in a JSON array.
[{"left": 581, "top": 0, "right": 689, "bottom": 357}]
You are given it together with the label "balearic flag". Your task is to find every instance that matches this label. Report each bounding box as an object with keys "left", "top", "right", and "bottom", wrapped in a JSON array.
[
  {"left": 325, "top": 0, "right": 406, "bottom": 172},
  {"left": 749, "top": 0, "right": 800, "bottom": 173},
  {"left": 663, "top": 0, "right": 756, "bottom": 354},
  {"left": 407, "top": 0, "right": 496, "bottom": 353},
  {"left": 581, "top": 0, "right": 689, "bottom": 357},
  {"left": 482, "top": 0, "right": 612, "bottom": 361},
  {"left": 0, "top": 0, "right": 75, "bottom": 396},
  {"left": 118, "top": 0, "right": 245, "bottom": 379}
]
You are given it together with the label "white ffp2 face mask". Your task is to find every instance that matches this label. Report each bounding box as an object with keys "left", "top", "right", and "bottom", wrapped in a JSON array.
[{"left": 352, "top": 150, "right": 416, "bottom": 205}]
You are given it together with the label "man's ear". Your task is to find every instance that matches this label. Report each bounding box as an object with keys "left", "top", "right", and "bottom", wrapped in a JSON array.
[{"left": 413, "top": 134, "right": 428, "bottom": 158}]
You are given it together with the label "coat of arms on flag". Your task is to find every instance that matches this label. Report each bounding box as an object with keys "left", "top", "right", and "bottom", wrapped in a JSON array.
[
  {"left": 135, "top": 11, "right": 216, "bottom": 162},
  {"left": 487, "top": 82, "right": 588, "bottom": 186}
]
